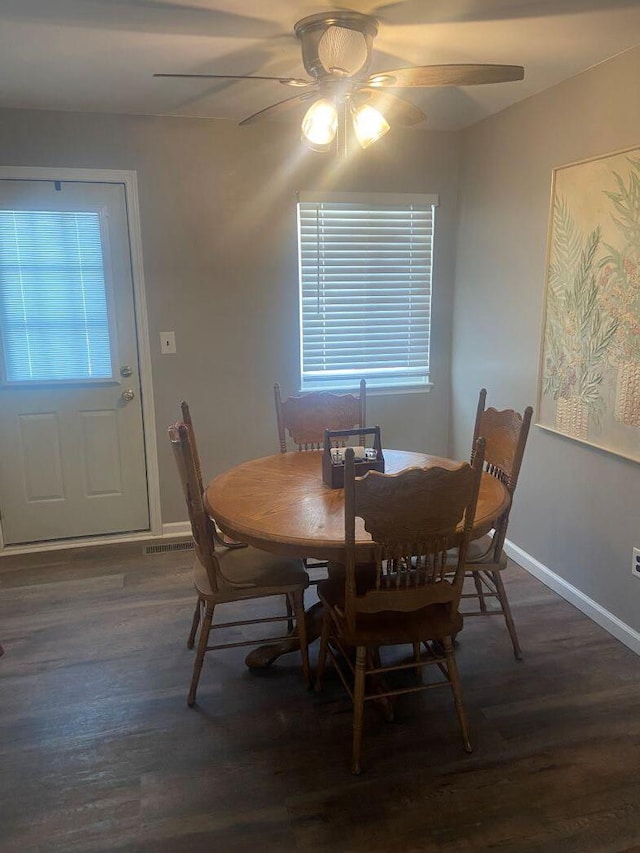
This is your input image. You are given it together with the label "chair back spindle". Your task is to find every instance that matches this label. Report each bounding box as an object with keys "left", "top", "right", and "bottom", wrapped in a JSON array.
[
  {"left": 180, "top": 400, "right": 204, "bottom": 496},
  {"left": 169, "top": 423, "right": 220, "bottom": 594}
]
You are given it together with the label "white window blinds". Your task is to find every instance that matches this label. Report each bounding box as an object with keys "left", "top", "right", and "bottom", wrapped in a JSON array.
[
  {"left": 297, "top": 192, "right": 437, "bottom": 391},
  {"left": 0, "top": 210, "right": 113, "bottom": 383}
]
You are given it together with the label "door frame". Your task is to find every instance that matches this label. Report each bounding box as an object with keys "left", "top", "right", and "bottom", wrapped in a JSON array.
[{"left": 0, "top": 166, "right": 162, "bottom": 552}]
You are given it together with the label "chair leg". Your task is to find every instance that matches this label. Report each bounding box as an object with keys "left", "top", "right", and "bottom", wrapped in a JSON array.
[
  {"left": 492, "top": 570, "right": 522, "bottom": 660},
  {"left": 442, "top": 636, "right": 472, "bottom": 753},
  {"left": 413, "top": 641, "right": 423, "bottom": 682},
  {"left": 187, "top": 595, "right": 202, "bottom": 650},
  {"left": 188, "top": 602, "right": 214, "bottom": 707},
  {"left": 473, "top": 571, "right": 488, "bottom": 613},
  {"left": 291, "top": 589, "right": 310, "bottom": 685},
  {"left": 352, "top": 645, "right": 367, "bottom": 775},
  {"left": 285, "top": 593, "right": 294, "bottom": 634},
  {"left": 314, "top": 609, "right": 331, "bottom": 693},
  {"left": 368, "top": 647, "right": 394, "bottom": 723}
]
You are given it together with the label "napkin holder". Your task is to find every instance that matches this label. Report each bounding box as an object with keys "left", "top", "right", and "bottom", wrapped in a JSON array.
[{"left": 322, "top": 426, "right": 384, "bottom": 489}]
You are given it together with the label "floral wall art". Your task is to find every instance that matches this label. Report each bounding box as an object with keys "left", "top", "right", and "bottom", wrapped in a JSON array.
[{"left": 538, "top": 145, "right": 640, "bottom": 462}]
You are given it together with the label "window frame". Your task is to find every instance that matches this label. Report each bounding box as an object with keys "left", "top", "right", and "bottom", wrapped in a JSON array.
[{"left": 297, "top": 191, "right": 438, "bottom": 394}]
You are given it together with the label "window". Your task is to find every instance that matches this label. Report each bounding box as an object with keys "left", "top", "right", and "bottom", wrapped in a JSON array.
[
  {"left": 0, "top": 209, "right": 113, "bottom": 383},
  {"left": 297, "top": 191, "right": 437, "bottom": 392}
]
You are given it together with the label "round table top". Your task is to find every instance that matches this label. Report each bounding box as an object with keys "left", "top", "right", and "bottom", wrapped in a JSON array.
[{"left": 205, "top": 449, "right": 510, "bottom": 562}]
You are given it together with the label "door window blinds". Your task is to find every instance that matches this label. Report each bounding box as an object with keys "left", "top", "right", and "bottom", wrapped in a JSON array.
[
  {"left": 297, "top": 193, "right": 437, "bottom": 391},
  {"left": 0, "top": 210, "right": 113, "bottom": 382}
]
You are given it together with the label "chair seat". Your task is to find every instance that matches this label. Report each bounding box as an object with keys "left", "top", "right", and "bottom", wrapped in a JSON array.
[
  {"left": 318, "top": 577, "right": 463, "bottom": 646},
  {"left": 467, "top": 536, "right": 508, "bottom": 568},
  {"left": 446, "top": 536, "right": 509, "bottom": 571},
  {"left": 195, "top": 547, "right": 309, "bottom": 602}
]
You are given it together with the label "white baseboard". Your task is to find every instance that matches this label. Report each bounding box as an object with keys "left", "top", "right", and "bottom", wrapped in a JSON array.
[
  {"left": 161, "top": 521, "right": 192, "bottom": 538},
  {"left": 1, "top": 522, "right": 193, "bottom": 557},
  {"left": 504, "top": 538, "right": 640, "bottom": 656}
]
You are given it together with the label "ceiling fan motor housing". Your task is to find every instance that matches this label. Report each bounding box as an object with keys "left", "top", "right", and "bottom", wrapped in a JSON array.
[{"left": 294, "top": 11, "right": 378, "bottom": 81}]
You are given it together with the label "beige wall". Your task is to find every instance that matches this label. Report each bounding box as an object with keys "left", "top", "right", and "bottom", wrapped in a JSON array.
[
  {"left": 0, "top": 108, "right": 461, "bottom": 523},
  {"left": 452, "top": 46, "right": 640, "bottom": 633}
]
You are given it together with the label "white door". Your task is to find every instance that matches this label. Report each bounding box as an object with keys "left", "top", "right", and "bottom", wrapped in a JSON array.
[{"left": 0, "top": 179, "right": 149, "bottom": 545}]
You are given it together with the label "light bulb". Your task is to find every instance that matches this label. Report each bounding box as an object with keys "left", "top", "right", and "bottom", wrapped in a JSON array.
[
  {"left": 301, "top": 98, "right": 338, "bottom": 150},
  {"left": 352, "top": 103, "right": 390, "bottom": 149}
]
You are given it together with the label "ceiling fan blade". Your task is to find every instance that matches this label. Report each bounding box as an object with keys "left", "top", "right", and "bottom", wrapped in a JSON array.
[
  {"left": 357, "top": 88, "right": 425, "bottom": 126},
  {"left": 154, "top": 73, "right": 311, "bottom": 88},
  {"left": 367, "top": 64, "right": 525, "bottom": 88},
  {"left": 372, "top": 0, "right": 640, "bottom": 27},
  {"left": 239, "top": 93, "right": 314, "bottom": 126},
  {"left": 0, "top": 0, "right": 284, "bottom": 39}
]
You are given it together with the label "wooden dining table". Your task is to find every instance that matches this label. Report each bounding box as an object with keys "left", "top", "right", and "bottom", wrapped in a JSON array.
[
  {"left": 205, "top": 449, "right": 510, "bottom": 668},
  {"left": 205, "top": 448, "right": 509, "bottom": 563}
]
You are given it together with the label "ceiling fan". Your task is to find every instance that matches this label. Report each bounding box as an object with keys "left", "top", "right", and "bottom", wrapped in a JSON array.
[{"left": 154, "top": 10, "right": 524, "bottom": 151}]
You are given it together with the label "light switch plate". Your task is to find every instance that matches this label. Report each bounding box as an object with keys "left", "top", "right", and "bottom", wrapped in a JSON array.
[{"left": 160, "top": 331, "right": 176, "bottom": 354}]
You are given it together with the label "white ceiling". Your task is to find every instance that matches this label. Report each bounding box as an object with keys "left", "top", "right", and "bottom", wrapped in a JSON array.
[{"left": 0, "top": 0, "right": 639, "bottom": 131}]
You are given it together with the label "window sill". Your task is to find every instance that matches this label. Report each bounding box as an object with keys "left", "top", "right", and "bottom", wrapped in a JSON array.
[
  {"left": 367, "top": 384, "right": 434, "bottom": 396},
  {"left": 298, "top": 383, "right": 434, "bottom": 396}
]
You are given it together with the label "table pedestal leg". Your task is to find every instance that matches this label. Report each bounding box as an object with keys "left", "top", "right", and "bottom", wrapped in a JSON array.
[
  {"left": 242, "top": 561, "right": 375, "bottom": 671},
  {"left": 244, "top": 601, "right": 323, "bottom": 669}
]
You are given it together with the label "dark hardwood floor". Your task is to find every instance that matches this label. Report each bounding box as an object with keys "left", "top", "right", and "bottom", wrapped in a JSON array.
[{"left": 1, "top": 543, "right": 639, "bottom": 852}]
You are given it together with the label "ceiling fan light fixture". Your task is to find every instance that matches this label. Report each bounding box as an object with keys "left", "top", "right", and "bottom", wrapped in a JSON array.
[
  {"left": 317, "top": 26, "right": 369, "bottom": 77},
  {"left": 295, "top": 12, "right": 377, "bottom": 80},
  {"left": 157, "top": 12, "right": 525, "bottom": 154},
  {"left": 352, "top": 103, "right": 390, "bottom": 149},
  {"left": 301, "top": 98, "right": 338, "bottom": 150}
]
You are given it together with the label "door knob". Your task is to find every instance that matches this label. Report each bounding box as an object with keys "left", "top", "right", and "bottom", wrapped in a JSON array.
[
  {"left": 121, "top": 389, "right": 135, "bottom": 403},
  {"left": 120, "top": 365, "right": 133, "bottom": 377}
]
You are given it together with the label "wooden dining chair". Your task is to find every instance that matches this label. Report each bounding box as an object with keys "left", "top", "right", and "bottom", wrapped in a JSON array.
[
  {"left": 315, "top": 439, "right": 486, "bottom": 774},
  {"left": 274, "top": 379, "right": 367, "bottom": 586},
  {"left": 458, "top": 388, "right": 533, "bottom": 659},
  {"left": 179, "top": 400, "right": 248, "bottom": 649},
  {"left": 274, "top": 379, "right": 366, "bottom": 452},
  {"left": 169, "top": 422, "right": 310, "bottom": 706}
]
